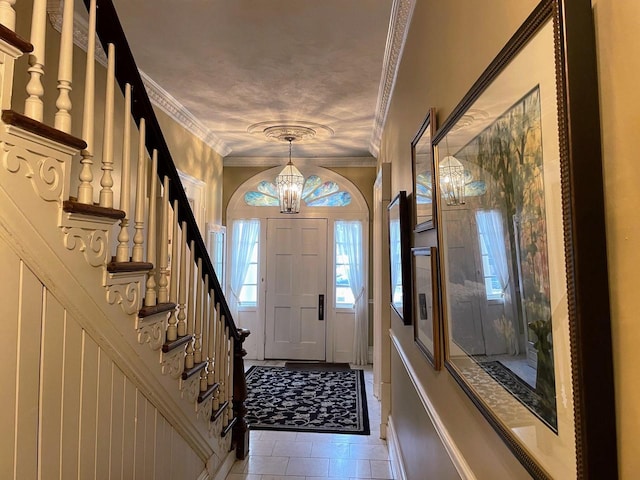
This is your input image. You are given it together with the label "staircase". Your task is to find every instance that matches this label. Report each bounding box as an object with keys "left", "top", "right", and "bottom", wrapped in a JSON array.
[{"left": 0, "top": 1, "right": 249, "bottom": 478}]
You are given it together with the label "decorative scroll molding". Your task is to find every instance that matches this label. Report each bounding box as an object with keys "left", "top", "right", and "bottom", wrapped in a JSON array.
[
  {"left": 1, "top": 140, "right": 64, "bottom": 201},
  {"left": 196, "top": 396, "right": 213, "bottom": 424},
  {"left": 105, "top": 271, "right": 145, "bottom": 315},
  {"left": 161, "top": 348, "right": 185, "bottom": 379},
  {"left": 369, "top": 0, "right": 416, "bottom": 158},
  {"left": 46, "top": 1, "right": 231, "bottom": 157},
  {"left": 180, "top": 375, "right": 200, "bottom": 404},
  {"left": 62, "top": 226, "right": 108, "bottom": 266},
  {"left": 135, "top": 312, "right": 166, "bottom": 351},
  {"left": 106, "top": 280, "right": 139, "bottom": 314}
]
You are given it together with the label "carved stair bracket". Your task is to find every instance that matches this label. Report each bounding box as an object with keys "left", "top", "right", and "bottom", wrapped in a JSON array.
[
  {"left": 197, "top": 396, "right": 213, "bottom": 424},
  {"left": 1, "top": 139, "right": 65, "bottom": 202},
  {"left": 105, "top": 271, "right": 145, "bottom": 315},
  {"left": 135, "top": 312, "right": 167, "bottom": 351},
  {"left": 180, "top": 375, "right": 200, "bottom": 404},
  {"left": 160, "top": 348, "right": 184, "bottom": 379},
  {"left": 60, "top": 211, "right": 119, "bottom": 268},
  {"left": 62, "top": 226, "right": 109, "bottom": 267}
]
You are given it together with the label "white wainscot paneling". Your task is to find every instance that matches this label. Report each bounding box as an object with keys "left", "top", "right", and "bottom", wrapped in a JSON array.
[{"left": 1, "top": 236, "right": 206, "bottom": 480}]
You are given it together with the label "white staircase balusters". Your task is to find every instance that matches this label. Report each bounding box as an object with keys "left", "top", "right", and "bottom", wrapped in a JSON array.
[
  {"left": 185, "top": 240, "right": 196, "bottom": 369},
  {"left": 24, "top": 0, "right": 46, "bottom": 121},
  {"left": 213, "top": 311, "right": 223, "bottom": 411},
  {"left": 222, "top": 326, "right": 229, "bottom": 426},
  {"left": 167, "top": 200, "right": 179, "bottom": 341},
  {"left": 200, "top": 275, "right": 209, "bottom": 392},
  {"left": 144, "top": 150, "right": 158, "bottom": 307},
  {"left": 115, "top": 83, "right": 133, "bottom": 262},
  {"left": 99, "top": 43, "right": 115, "bottom": 208},
  {"left": 54, "top": 0, "right": 74, "bottom": 132},
  {"left": 177, "top": 221, "right": 188, "bottom": 337},
  {"left": 77, "top": 0, "right": 96, "bottom": 204},
  {"left": 131, "top": 118, "right": 146, "bottom": 262},
  {"left": 228, "top": 335, "right": 235, "bottom": 421},
  {"left": 194, "top": 257, "right": 203, "bottom": 365},
  {"left": 158, "top": 176, "right": 170, "bottom": 303},
  {"left": 208, "top": 302, "right": 218, "bottom": 388}
]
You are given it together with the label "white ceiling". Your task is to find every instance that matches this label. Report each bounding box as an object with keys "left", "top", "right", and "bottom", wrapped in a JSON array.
[{"left": 105, "top": 0, "right": 396, "bottom": 160}]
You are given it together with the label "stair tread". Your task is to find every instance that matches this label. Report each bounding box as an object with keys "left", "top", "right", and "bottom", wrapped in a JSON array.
[
  {"left": 107, "top": 259, "right": 154, "bottom": 273},
  {"left": 138, "top": 302, "right": 176, "bottom": 318},
  {"left": 162, "top": 333, "right": 192, "bottom": 353},
  {"left": 182, "top": 361, "right": 206, "bottom": 380},
  {"left": 2, "top": 110, "right": 87, "bottom": 150},
  {"left": 63, "top": 199, "right": 125, "bottom": 220},
  {"left": 0, "top": 24, "right": 33, "bottom": 53}
]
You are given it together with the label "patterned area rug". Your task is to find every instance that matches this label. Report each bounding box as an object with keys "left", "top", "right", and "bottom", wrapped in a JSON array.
[{"left": 245, "top": 366, "right": 370, "bottom": 435}]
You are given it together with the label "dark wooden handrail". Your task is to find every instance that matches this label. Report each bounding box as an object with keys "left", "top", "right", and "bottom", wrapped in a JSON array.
[{"left": 84, "top": 0, "right": 239, "bottom": 341}]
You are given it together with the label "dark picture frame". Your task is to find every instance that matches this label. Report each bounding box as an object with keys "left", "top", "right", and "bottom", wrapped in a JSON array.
[
  {"left": 411, "top": 108, "right": 437, "bottom": 232},
  {"left": 387, "top": 191, "right": 412, "bottom": 325},
  {"left": 412, "top": 246, "right": 441, "bottom": 370},
  {"left": 431, "top": 0, "right": 616, "bottom": 478}
]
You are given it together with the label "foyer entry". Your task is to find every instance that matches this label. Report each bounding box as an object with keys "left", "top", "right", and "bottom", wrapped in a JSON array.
[{"left": 264, "top": 218, "right": 327, "bottom": 360}]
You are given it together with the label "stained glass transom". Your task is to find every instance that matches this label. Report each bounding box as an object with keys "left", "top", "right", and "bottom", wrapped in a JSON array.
[{"left": 244, "top": 175, "right": 352, "bottom": 207}]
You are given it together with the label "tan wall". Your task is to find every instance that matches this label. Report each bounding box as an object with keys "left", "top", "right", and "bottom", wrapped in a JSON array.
[
  {"left": 381, "top": 0, "right": 636, "bottom": 477},
  {"left": 592, "top": 0, "right": 640, "bottom": 477}
]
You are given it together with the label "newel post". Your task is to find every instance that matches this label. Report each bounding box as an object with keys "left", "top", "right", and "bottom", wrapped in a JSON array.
[{"left": 232, "top": 328, "right": 250, "bottom": 460}]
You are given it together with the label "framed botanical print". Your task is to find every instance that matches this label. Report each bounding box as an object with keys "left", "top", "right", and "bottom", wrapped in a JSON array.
[{"left": 431, "top": 0, "right": 617, "bottom": 478}]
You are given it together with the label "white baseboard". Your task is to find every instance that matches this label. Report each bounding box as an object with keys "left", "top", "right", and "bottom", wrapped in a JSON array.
[
  {"left": 211, "top": 449, "right": 238, "bottom": 480},
  {"left": 387, "top": 416, "right": 408, "bottom": 480},
  {"left": 390, "top": 332, "right": 476, "bottom": 480}
]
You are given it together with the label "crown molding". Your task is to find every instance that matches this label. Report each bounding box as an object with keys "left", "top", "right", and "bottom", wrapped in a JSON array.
[
  {"left": 224, "top": 156, "right": 376, "bottom": 168},
  {"left": 46, "top": 1, "right": 231, "bottom": 157},
  {"left": 369, "top": 0, "right": 416, "bottom": 158}
]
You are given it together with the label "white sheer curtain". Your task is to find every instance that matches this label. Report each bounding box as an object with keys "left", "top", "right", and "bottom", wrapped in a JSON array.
[
  {"left": 476, "top": 209, "right": 519, "bottom": 354},
  {"left": 229, "top": 219, "right": 260, "bottom": 319},
  {"left": 336, "top": 221, "right": 367, "bottom": 365},
  {"left": 475, "top": 210, "right": 509, "bottom": 292}
]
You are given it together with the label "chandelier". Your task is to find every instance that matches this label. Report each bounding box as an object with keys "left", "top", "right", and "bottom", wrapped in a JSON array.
[
  {"left": 439, "top": 155, "right": 466, "bottom": 206},
  {"left": 275, "top": 136, "right": 305, "bottom": 214}
]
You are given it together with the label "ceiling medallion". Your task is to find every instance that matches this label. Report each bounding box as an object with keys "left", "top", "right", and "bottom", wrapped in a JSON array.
[
  {"left": 264, "top": 125, "right": 317, "bottom": 143},
  {"left": 248, "top": 121, "right": 334, "bottom": 143}
]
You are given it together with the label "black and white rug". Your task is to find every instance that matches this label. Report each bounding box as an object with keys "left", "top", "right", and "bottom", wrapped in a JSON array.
[{"left": 244, "top": 366, "right": 370, "bottom": 435}]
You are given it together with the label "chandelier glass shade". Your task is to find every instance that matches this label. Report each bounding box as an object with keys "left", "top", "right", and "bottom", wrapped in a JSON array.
[
  {"left": 275, "top": 138, "right": 305, "bottom": 214},
  {"left": 439, "top": 155, "right": 466, "bottom": 206}
]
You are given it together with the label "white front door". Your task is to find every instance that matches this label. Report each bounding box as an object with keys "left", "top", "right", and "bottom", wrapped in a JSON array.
[{"left": 265, "top": 218, "right": 327, "bottom": 360}]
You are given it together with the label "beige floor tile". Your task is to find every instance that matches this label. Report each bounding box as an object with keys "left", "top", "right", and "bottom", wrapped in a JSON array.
[
  {"left": 370, "top": 460, "right": 393, "bottom": 479},
  {"left": 329, "top": 458, "right": 372, "bottom": 478},
  {"left": 272, "top": 440, "right": 313, "bottom": 457},
  {"left": 244, "top": 456, "right": 289, "bottom": 476},
  {"left": 310, "top": 441, "right": 350, "bottom": 458},
  {"left": 349, "top": 444, "right": 390, "bottom": 461},
  {"left": 285, "top": 457, "right": 330, "bottom": 477}
]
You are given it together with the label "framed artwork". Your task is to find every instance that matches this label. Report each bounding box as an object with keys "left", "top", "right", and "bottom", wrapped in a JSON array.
[
  {"left": 387, "top": 191, "right": 412, "bottom": 325},
  {"left": 432, "top": 0, "right": 616, "bottom": 478},
  {"left": 413, "top": 246, "right": 441, "bottom": 370},
  {"left": 411, "top": 108, "right": 437, "bottom": 231}
]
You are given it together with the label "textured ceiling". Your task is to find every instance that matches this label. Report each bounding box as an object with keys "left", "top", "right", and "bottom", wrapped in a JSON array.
[{"left": 109, "top": 0, "right": 394, "bottom": 159}]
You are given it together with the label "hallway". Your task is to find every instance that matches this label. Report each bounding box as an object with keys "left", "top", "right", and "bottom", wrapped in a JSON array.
[{"left": 226, "top": 363, "right": 393, "bottom": 480}]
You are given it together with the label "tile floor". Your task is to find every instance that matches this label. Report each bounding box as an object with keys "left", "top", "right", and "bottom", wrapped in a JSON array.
[{"left": 226, "top": 361, "right": 393, "bottom": 480}]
